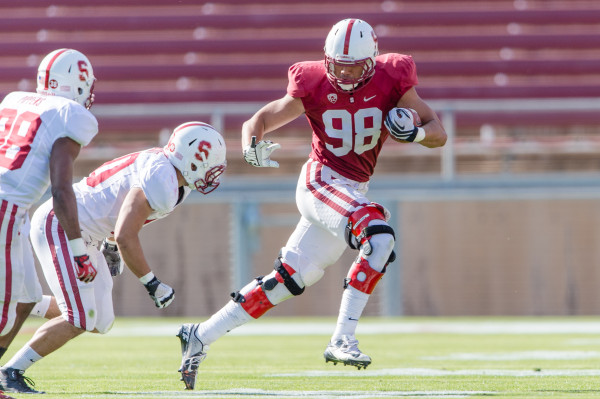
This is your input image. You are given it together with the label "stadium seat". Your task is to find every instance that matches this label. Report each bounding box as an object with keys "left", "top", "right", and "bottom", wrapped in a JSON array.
[{"left": 0, "top": 0, "right": 598, "bottom": 155}]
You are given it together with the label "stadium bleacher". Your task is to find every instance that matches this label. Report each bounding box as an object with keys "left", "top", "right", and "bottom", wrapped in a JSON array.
[{"left": 1, "top": 0, "right": 599, "bottom": 175}]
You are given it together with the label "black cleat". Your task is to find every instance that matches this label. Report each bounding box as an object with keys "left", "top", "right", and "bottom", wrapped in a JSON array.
[
  {"left": 177, "top": 323, "right": 208, "bottom": 390},
  {"left": 0, "top": 368, "right": 44, "bottom": 394}
]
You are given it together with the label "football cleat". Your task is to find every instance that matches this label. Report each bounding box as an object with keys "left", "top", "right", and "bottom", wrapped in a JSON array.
[
  {"left": 0, "top": 367, "right": 44, "bottom": 394},
  {"left": 323, "top": 335, "right": 372, "bottom": 370},
  {"left": 177, "top": 323, "right": 209, "bottom": 390}
]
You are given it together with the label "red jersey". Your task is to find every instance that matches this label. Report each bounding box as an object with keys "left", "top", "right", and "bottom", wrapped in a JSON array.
[{"left": 287, "top": 53, "right": 418, "bottom": 182}]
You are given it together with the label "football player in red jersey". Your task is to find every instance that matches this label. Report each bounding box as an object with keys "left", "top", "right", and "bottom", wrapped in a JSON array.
[{"left": 177, "top": 18, "right": 447, "bottom": 390}]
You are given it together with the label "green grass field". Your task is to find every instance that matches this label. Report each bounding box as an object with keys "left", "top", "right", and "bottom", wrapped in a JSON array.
[{"left": 5, "top": 316, "right": 600, "bottom": 398}]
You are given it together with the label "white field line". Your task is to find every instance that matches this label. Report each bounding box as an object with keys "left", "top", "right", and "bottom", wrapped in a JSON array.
[
  {"left": 424, "top": 350, "right": 600, "bottom": 361},
  {"left": 103, "top": 320, "right": 600, "bottom": 337},
  {"left": 81, "top": 389, "right": 492, "bottom": 398},
  {"left": 567, "top": 338, "right": 600, "bottom": 345},
  {"left": 269, "top": 368, "right": 600, "bottom": 378}
]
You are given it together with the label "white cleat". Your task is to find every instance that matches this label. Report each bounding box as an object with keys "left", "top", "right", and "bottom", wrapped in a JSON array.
[
  {"left": 323, "top": 335, "right": 371, "bottom": 370},
  {"left": 176, "top": 323, "right": 209, "bottom": 390}
]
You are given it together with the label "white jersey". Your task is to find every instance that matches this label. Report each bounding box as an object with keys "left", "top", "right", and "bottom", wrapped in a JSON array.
[
  {"left": 73, "top": 148, "right": 190, "bottom": 242},
  {"left": 0, "top": 91, "right": 98, "bottom": 208}
]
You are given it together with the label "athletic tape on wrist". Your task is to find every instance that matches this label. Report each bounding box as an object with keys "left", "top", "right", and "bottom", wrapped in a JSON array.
[
  {"left": 139, "top": 271, "right": 155, "bottom": 285},
  {"left": 69, "top": 238, "right": 87, "bottom": 257},
  {"left": 414, "top": 127, "right": 426, "bottom": 143}
]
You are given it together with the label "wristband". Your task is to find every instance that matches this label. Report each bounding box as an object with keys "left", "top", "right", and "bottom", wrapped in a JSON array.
[
  {"left": 69, "top": 238, "right": 87, "bottom": 257},
  {"left": 139, "top": 271, "right": 155, "bottom": 285},
  {"left": 414, "top": 127, "right": 426, "bottom": 143}
]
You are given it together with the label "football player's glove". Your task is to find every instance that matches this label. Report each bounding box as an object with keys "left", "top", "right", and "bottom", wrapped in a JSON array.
[
  {"left": 144, "top": 276, "right": 175, "bottom": 309},
  {"left": 74, "top": 254, "right": 97, "bottom": 283},
  {"left": 69, "top": 238, "right": 97, "bottom": 283},
  {"left": 384, "top": 108, "right": 425, "bottom": 142},
  {"left": 101, "top": 238, "right": 123, "bottom": 277},
  {"left": 243, "top": 136, "right": 280, "bottom": 168}
]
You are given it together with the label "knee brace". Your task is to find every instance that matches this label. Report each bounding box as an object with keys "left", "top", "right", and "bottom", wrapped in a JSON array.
[
  {"left": 231, "top": 277, "right": 274, "bottom": 319},
  {"left": 345, "top": 256, "right": 384, "bottom": 295},
  {"left": 230, "top": 258, "right": 305, "bottom": 319},
  {"left": 263, "top": 257, "right": 305, "bottom": 296},
  {"left": 345, "top": 202, "right": 396, "bottom": 264}
]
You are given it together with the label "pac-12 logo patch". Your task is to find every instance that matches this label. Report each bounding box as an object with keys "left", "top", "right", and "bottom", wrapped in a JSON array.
[{"left": 327, "top": 93, "right": 337, "bottom": 104}]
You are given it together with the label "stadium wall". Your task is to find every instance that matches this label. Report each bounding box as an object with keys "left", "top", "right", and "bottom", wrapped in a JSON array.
[{"left": 80, "top": 182, "right": 600, "bottom": 318}]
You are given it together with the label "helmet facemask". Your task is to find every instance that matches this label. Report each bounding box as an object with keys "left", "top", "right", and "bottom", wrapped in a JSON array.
[
  {"left": 325, "top": 57, "right": 375, "bottom": 93},
  {"left": 193, "top": 163, "right": 226, "bottom": 194},
  {"left": 189, "top": 149, "right": 227, "bottom": 194},
  {"left": 81, "top": 79, "right": 96, "bottom": 110}
]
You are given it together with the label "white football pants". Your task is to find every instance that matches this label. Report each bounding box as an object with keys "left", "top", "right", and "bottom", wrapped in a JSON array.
[
  {"left": 282, "top": 158, "right": 372, "bottom": 282},
  {"left": 30, "top": 200, "right": 114, "bottom": 334},
  {"left": 0, "top": 199, "right": 43, "bottom": 336}
]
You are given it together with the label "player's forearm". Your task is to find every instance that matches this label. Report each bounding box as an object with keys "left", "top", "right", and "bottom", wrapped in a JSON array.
[
  {"left": 241, "top": 118, "right": 265, "bottom": 148},
  {"left": 49, "top": 138, "right": 82, "bottom": 240},
  {"left": 115, "top": 235, "right": 151, "bottom": 278},
  {"left": 417, "top": 119, "right": 447, "bottom": 148},
  {"left": 241, "top": 95, "right": 305, "bottom": 148},
  {"left": 51, "top": 186, "right": 82, "bottom": 240}
]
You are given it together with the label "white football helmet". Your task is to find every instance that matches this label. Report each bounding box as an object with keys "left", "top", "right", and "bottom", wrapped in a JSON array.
[
  {"left": 164, "top": 122, "right": 227, "bottom": 194},
  {"left": 36, "top": 48, "right": 96, "bottom": 109},
  {"left": 324, "top": 18, "right": 378, "bottom": 92}
]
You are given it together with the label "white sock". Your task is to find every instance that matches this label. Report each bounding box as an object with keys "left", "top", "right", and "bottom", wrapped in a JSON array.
[
  {"left": 3, "top": 345, "right": 42, "bottom": 372},
  {"left": 195, "top": 301, "right": 252, "bottom": 345},
  {"left": 331, "top": 286, "right": 369, "bottom": 341},
  {"left": 30, "top": 295, "right": 52, "bottom": 318}
]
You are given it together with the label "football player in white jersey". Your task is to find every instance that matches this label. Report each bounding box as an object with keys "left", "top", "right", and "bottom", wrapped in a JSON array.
[
  {"left": 0, "top": 48, "right": 97, "bottom": 385},
  {"left": 0, "top": 122, "right": 227, "bottom": 394},
  {"left": 177, "top": 18, "right": 447, "bottom": 390}
]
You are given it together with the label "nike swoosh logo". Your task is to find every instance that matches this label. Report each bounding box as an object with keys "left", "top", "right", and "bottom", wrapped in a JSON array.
[
  {"left": 348, "top": 317, "right": 359, "bottom": 321},
  {"left": 364, "top": 95, "right": 376, "bottom": 102},
  {"left": 399, "top": 125, "right": 405, "bottom": 130}
]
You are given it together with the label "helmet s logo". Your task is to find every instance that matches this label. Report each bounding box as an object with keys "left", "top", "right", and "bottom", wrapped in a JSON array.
[
  {"left": 78, "top": 60, "right": 89, "bottom": 82},
  {"left": 328, "top": 93, "right": 338, "bottom": 103},
  {"left": 195, "top": 140, "right": 212, "bottom": 161},
  {"left": 49, "top": 79, "right": 58, "bottom": 89},
  {"left": 167, "top": 142, "right": 175, "bottom": 152}
]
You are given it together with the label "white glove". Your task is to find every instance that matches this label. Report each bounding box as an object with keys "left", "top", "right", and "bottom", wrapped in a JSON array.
[
  {"left": 101, "top": 238, "right": 124, "bottom": 277},
  {"left": 142, "top": 274, "right": 175, "bottom": 309},
  {"left": 384, "top": 108, "right": 425, "bottom": 142},
  {"left": 243, "top": 136, "right": 281, "bottom": 168}
]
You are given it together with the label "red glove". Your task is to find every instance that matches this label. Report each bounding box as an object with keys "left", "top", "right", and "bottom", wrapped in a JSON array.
[{"left": 74, "top": 254, "right": 97, "bottom": 283}]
